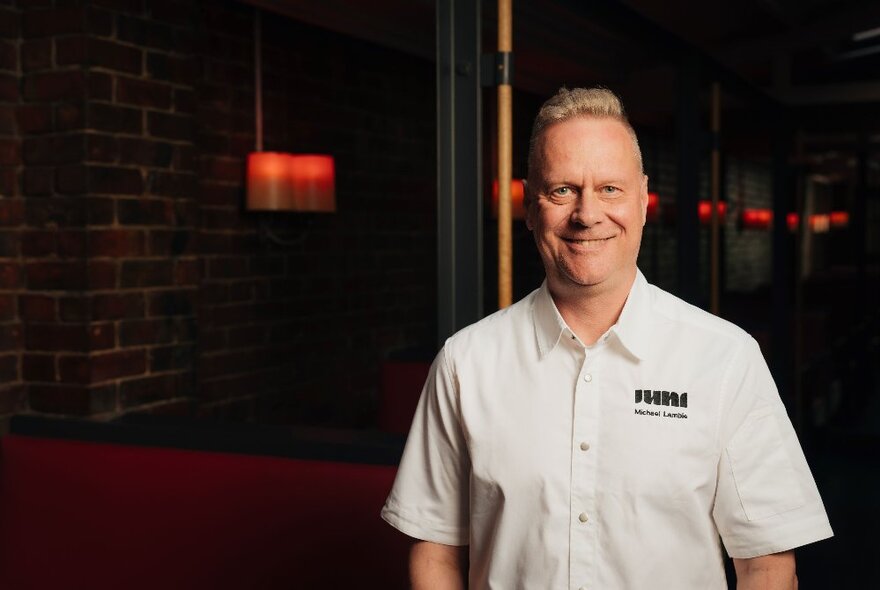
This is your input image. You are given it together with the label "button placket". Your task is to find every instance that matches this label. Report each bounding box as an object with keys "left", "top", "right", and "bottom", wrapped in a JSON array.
[{"left": 570, "top": 348, "right": 599, "bottom": 589}]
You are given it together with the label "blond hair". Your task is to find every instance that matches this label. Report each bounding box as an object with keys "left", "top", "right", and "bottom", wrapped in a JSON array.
[{"left": 527, "top": 87, "right": 643, "bottom": 179}]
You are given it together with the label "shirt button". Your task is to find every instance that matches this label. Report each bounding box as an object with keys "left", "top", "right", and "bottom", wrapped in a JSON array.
[
  {"left": 583, "top": 373, "right": 592, "bottom": 382},
  {"left": 578, "top": 512, "right": 589, "bottom": 523},
  {"left": 580, "top": 442, "right": 590, "bottom": 451}
]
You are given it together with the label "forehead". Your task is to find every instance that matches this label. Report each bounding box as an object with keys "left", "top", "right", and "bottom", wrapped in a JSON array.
[{"left": 537, "top": 117, "right": 639, "bottom": 177}]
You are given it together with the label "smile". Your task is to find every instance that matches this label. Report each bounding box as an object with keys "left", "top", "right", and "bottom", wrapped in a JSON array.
[{"left": 563, "top": 236, "right": 614, "bottom": 245}]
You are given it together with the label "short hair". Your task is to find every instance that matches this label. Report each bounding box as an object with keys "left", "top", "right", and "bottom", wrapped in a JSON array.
[{"left": 526, "top": 87, "right": 643, "bottom": 182}]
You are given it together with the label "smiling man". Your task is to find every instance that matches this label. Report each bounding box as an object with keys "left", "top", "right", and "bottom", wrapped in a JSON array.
[{"left": 381, "top": 87, "right": 832, "bottom": 589}]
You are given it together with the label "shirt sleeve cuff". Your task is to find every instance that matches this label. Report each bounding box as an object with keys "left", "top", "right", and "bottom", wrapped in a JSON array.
[
  {"left": 722, "top": 513, "right": 834, "bottom": 559},
  {"left": 380, "top": 502, "right": 469, "bottom": 546}
]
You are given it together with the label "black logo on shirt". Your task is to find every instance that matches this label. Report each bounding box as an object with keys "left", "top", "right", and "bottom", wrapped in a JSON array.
[{"left": 634, "top": 389, "right": 688, "bottom": 419}]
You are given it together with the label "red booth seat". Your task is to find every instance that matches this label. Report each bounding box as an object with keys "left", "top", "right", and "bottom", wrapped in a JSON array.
[{"left": 0, "top": 418, "right": 411, "bottom": 590}]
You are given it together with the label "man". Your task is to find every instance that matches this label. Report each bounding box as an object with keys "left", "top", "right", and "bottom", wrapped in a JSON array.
[{"left": 382, "top": 87, "right": 832, "bottom": 589}]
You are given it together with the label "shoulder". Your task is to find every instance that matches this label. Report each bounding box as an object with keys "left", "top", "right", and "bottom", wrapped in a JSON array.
[
  {"left": 648, "top": 283, "right": 756, "bottom": 353},
  {"left": 442, "top": 287, "right": 540, "bottom": 363}
]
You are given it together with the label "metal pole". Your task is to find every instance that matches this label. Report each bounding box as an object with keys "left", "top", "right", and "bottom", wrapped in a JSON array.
[
  {"left": 710, "top": 82, "right": 721, "bottom": 315},
  {"left": 254, "top": 10, "right": 263, "bottom": 152},
  {"left": 497, "top": 0, "right": 513, "bottom": 309}
]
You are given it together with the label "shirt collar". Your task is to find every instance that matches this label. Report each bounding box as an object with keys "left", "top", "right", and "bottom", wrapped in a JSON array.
[{"left": 532, "top": 269, "right": 653, "bottom": 361}]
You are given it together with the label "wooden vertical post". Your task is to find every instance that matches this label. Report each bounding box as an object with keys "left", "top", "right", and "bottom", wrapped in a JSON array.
[
  {"left": 710, "top": 82, "right": 721, "bottom": 315},
  {"left": 497, "top": 0, "right": 513, "bottom": 308}
]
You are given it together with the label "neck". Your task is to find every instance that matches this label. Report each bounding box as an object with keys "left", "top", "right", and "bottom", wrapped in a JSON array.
[{"left": 548, "top": 269, "right": 637, "bottom": 346}]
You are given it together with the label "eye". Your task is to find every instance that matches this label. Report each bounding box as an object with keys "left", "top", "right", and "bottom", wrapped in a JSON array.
[
  {"left": 548, "top": 186, "right": 576, "bottom": 202},
  {"left": 600, "top": 185, "right": 620, "bottom": 195}
]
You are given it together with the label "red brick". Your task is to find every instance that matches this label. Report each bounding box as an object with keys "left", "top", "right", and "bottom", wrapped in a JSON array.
[
  {"left": 85, "top": 7, "right": 113, "bottom": 37},
  {"left": 88, "top": 322, "right": 115, "bottom": 350},
  {"left": 58, "top": 296, "right": 87, "bottom": 322},
  {"left": 58, "top": 353, "right": 89, "bottom": 383},
  {"left": 22, "top": 353, "right": 55, "bottom": 382},
  {"left": 87, "top": 260, "right": 116, "bottom": 289},
  {"left": 117, "top": 15, "right": 183, "bottom": 51},
  {"left": 174, "top": 259, "right": 199, "bottom": 285},
  {"left": 147, "top": 288, "right": 195, "bottom": 316},
  {"left": 55, "top": 164, "right": 88, "bottom": 194},
  {"left": 30, "top": 38, "right": 67, "bottom": 74},
  {"left": 172, "top": 144, "right": 194, "bottom": 171},
  {"left": 148, "top": 230, "right": 191, "bottom": 256},
  {"left": 208, "top": 256, "right": 247, "bottom": 279},
  {"left": 23, "top": 70, "right": 85, "bottom": 101},
  {"left": 0, "top": 105, "right": 14, "bottom": 134},
  {"left": 119, "top": 373, "right": 176, "bottom": 408},
  {"left": 146, "top": 52, "right": 198, "bottom": 84},
  {"left": 150, "top": 343, "right": 192, "bottom": 372},
  {"left": 0, "top": 354, "right": 18, "bottom": 384},
  {"left": 119, "top": 259, "right": 172, "bottom": 287},
  {"left": 86, "top": 38, "right": 142, "bottom": 74},
  {"left": 19, "top": 294, "right": 55, "bottom": 321},
  {"left": 28, "top": 383, "right": 114, "bottom": 415},
  {"left": 92, "top": 0, "right": 145, "bottom": 12},
  {"left": 118, "top": 137, "right": 172, "bottom": 166},
  {"left": 0, "top": 262, "right": 20, "bottom": 289},
  {"left": 22, "top": 7, "right": 85, "bottom": 37},
  {"left": 91, "top": 348, "right": 146, "bottom": 382},
  {"left": 0, "top": 40, "right": 15, "bottom": 72},
  {"left": 25, "top": 261, "right": 87, "bottom": 290},
  {"left": 54, "top": 36, "right": 86, "bottom": 66},
  {"left": 0, "top": 231, "right": 17, "bottom": 258},
  {"left": 117, "top": 76, "right": 171, "bottom": 109},
  {"left": 0, "top": 323, "right": 21, "bottom": 351},
  {"left": 0, "top": 138, "right": 18, "bottom": 164},
  {"left": 85, "top": 133, "right": 118, "bottom": 162},
  {"left": 16, "top": 104, "right": 51, "bottom": 134},
  {"left": 0, "top": 294, "right": 13, "bottom": 321},
  {"left": 0, "top": 8, "right": 20, "bottom": 38},
  {"left": 26, "top": 196, "right": 85, "bottom": 227},
  {"left": 56, "top": 102, "right": 85, "bottom": 131},
  {"left": 88, "top": 229, "right": 145, "bottom": 257},
  {"left": 149, "top": 171, "right": 195, "bottom": 198},
  {"left": 91, "top": 292, "right": 144, "bottom": 320},
  {"left": 0, "top": 167, "right": 18, "bottom": 197},
  {"left": 21, "top": 230, "right": 56, "bottom": 256},
  {"left": 23, "top": 134, "right": 85, "bottom": 165},
  {"left": 86, "top": 71, "right": 111, "bottom": 101},
  {"left": 199, "top": 156, "right": 243, "bottom": 184},
  {"left": 0, "top": 73, "right": 17, "bottom": 101},
  {"left": 87, "top": 103, "right": 142, "bottom": 134},
  {"left": 147, "top": 111, "right": 192, "bottom": 141},
  {"left": 25, "top": 323, "right": 87, "bottom": 351},
  {"left": 89, "top": 166, "right": 143, "bottom": 195},
  {"left": 117, "top": 197, "right": 173, "bottom": 225},
  {"left": 86, "top": 197, "right": 115, "bottom": 225},
  {"left": 119, "top": 318, "right": 165, "bottom": 346}
]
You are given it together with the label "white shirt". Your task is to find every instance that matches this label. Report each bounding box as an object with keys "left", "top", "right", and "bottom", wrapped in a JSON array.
[{"left": 381, "top": 270, "right": 833, "bottom": 589}]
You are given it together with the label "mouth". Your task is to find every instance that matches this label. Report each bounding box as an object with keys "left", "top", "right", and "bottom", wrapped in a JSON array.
[{"left": 562, "top": 236, "right": 614, "bottom": 246}]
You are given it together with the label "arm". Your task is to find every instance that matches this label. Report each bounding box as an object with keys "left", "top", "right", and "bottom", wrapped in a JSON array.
[
  {"left": 410, "top": 541, "right": 468, "bottom": 590},
  {"left": 733, "top": 551, "right": 797, "bottom": 590}
]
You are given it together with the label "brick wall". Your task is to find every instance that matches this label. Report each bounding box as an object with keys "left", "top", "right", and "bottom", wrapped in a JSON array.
[{"left": 0, "top": 0, "right": 436, "bottom": 429}]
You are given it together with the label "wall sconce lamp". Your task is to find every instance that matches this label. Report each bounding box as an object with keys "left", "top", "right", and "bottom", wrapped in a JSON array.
[
  {"left": 246, "top": 10, "right": 335, "bottom": 224},
  {"left": 698, "top": 200, "right": 728, "bottom": 225},
  {"left": 491, "top": 179, "right": 526, "bottom": 220}
]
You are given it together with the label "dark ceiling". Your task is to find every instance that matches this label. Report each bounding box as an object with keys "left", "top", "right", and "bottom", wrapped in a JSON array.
[{"left": 250, "top": 0, "right": 880, "bottom": 164}]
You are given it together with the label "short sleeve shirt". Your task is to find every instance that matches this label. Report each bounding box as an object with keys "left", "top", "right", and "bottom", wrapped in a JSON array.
[{"left": 381, "top": 270, "right": 833, "bottom": 589}]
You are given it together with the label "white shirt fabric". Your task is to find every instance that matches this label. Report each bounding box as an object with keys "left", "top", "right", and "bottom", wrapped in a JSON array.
[{"left": 381, "top": 270, "right": 833, "bottom": 589}]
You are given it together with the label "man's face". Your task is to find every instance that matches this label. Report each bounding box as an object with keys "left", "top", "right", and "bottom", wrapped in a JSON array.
[{"left": 526, "top": 117, "right": 648, "bottom": 296}]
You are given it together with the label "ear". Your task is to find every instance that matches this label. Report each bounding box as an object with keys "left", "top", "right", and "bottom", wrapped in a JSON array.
[{"left": 640, "top": 174, "right": 649, "bottom": 226}]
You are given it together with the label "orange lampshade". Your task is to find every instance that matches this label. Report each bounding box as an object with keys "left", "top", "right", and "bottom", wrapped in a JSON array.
[
  {"left": 810, "top": 213, "right": 830, "bottom": 233},
  {"left": 246, "top": 152, "right": 336, "bottom": 212},
  {"left": 698, "top": 200, "right": 727, "bottom": 224},
  {"left": 741, "top": 208, "right": 773, "bottom": 230},
  {"left": 646, "top": 192, "right": 660, "bottom": 222},
  {"left": 491, "top": 179, "right": 526, "bottom": 219}
]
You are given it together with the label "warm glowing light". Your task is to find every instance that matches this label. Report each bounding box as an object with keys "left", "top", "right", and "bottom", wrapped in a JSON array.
[
  {"left": 829, "top": 211, "right": 849, "bottom": 229},
  {"left": 698, "top": 200, "right": 727, "bottom": 224},
  {"left": 246, "top": 152, "right": 335, "bottom": 212},
  {"left": 491, "top": 179, "right": 526, "bottom": 220},
  {"left": 646, "top": 192, "right": 660, "bottom": 222},
  {"left": 787, "top": 212, "right": 799, "bottom": 232},
  {"left": 810, "top": 214, "right": 830, "bottom": 233},
  {"left": 741, "top": 208, "right": 773, "bottom": 230}
]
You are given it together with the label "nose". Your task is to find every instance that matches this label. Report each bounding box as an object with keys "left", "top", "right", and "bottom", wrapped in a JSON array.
[{"left": 570, "top": 192, "right": 602, "bottom": 227}]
